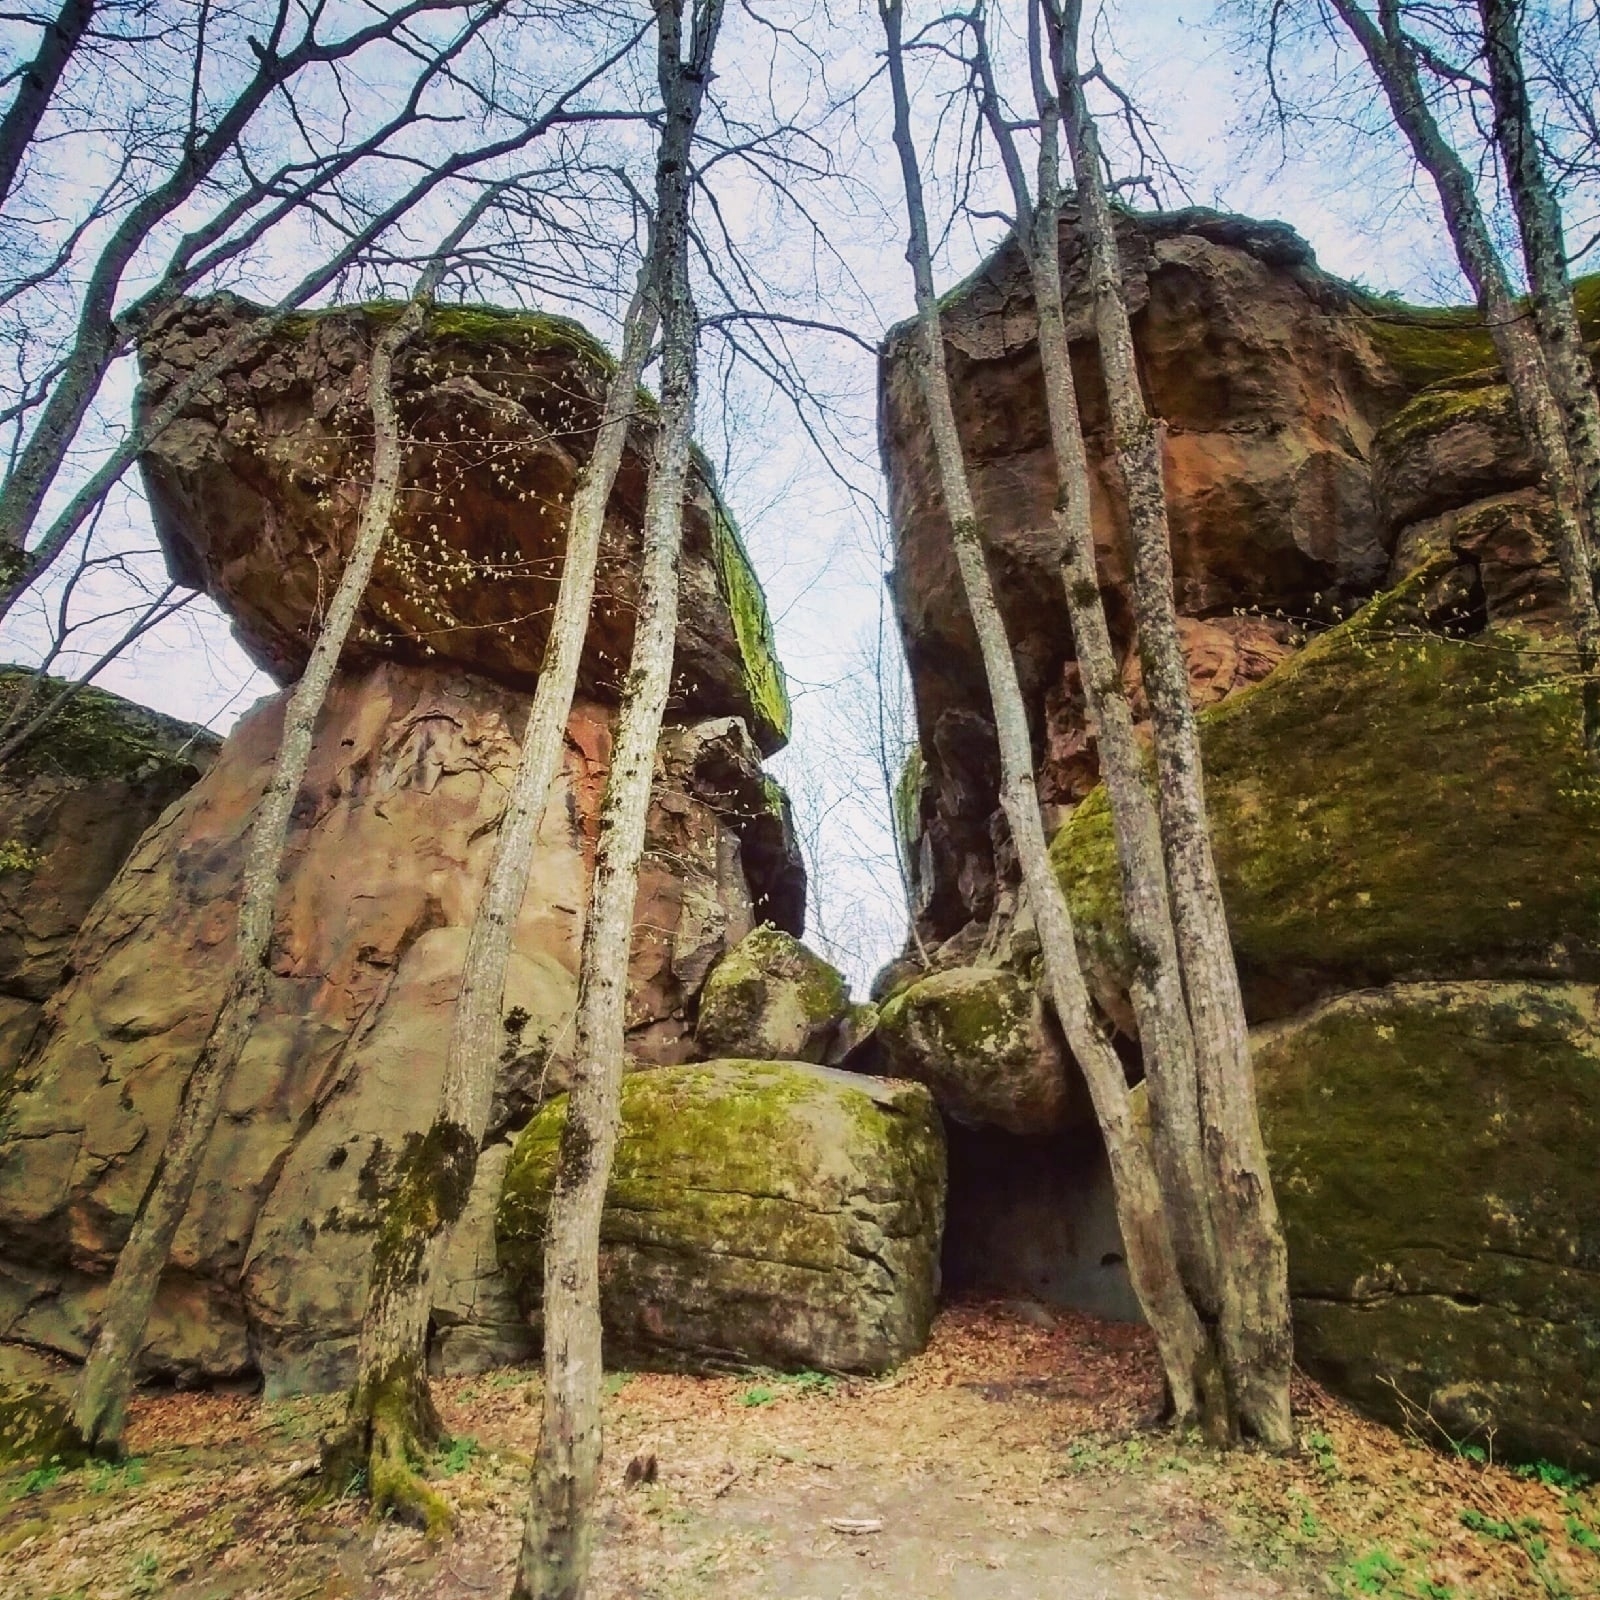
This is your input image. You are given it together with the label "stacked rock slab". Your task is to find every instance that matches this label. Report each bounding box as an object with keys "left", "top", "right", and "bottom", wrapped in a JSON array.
[
  {"left": 881, "top": 206, "right": 1600, "bottom": 1466},
  {"left": 0, "top": 300, "right": 816, "bottom": 1396}
]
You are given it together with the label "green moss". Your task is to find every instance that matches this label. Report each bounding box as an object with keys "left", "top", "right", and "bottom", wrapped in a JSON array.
[
  {"left": 1052, "top": 560, "right": 1600, "bottom": 1012},
  {"left": 1353, "top": 270, "right": 1600, "bottom": 393},
  {"left": 706, "top": 491, "right": 791, "bottom": 754},
  {"left": 1378, "top": 372, "right": 1517, "bottom": 455},
  {"left": 1255, "top": 981, "right": 1600, "bottom": 1469},
  {"left": 879, "top": 967, "right": 1030, "bottom": 1062},
  {"left": 0, "top": 670, "right": 214, "bottom": 784},
  {"left": 363, "top": 1119, "right": 478, "bottom": 1298},
  {"left": 0, "top": 1380, "right": 81, "bottom": 1469},
  {"left": 697, "top": 926, "right": 848, "bottom": 1062},
  {"left": 496, "top": 1060, "right": 945, "bottom": 1374},
  {"left": 892, "top": 744, "right": 923, "bottom": 868}
]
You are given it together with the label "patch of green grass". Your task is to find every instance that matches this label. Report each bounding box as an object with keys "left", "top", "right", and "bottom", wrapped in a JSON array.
[
  {"left": 88, "top": 1457, "right": 144, "bottom": 1493},
  {"left": 738, "top": 1385, "right": 777, "bottom": 1408},
  {"left": 1566, "top": 1513, "right": 1600, "bottom": 1555},
  {"left": 1337, "top": 1545, "right": 1404, "bottom": 1594},
  {"left": 129, "top": 1551, "right": 161, "bottom": 1597},
  {"left": 1515, "top": 1460, "right": 1592, "bottom": 1492},
  {"left": 17, "top": 1462, "right": 63, "bottom": 1495},
  {"left": 603, "top": 1372, "right": 634, "bottom": 1398},
  {"left": 1459, "top": 1506, "right": 1543, "bottom": 1544},
  {"left": 438, "top": 1435, "right": 479, "bottom": 1476}
]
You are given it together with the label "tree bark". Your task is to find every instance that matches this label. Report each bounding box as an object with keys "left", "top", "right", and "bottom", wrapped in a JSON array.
[
  {"left": 970, "top": 8, "right": 1220, "bottom": 1326},
  {"left": 0, "top": 0, "right": 94, "bottom": 206},
  {"left": 512, "top": 4, "right": 720, "bottom": 1594},
  {"left": 1477, "top": 0, "right": 1600, "bottom": 700},
  {"left": 324, "top": 267, "right": 659, "bottom": 1531},
  {"left": 1330, "top": 0, "right": 1600, "bottom": 757},
  {"left": 70, "top": 294, "right": 427, "bottom": 1458},
  {"left": 879, "top": 0, "right": 1219, "bottom": 1431},
  {"left": 1050, "top": 0, "right": 1293, "bottom": 1447}
]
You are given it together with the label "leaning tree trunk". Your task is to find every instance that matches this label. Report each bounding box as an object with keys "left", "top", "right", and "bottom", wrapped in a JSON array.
[
  {"left": 1329, "top": 0, "right": 1600, "bottom": 762},
  {"left": 970, "top": 11, "right": 1220, "bottom": 1327},
  {"left": 512, "top": 4, "right": 720, "bottom": 1595},
  {"left": 70, "top": 295, "right": 427, "bottom": 1459},
  {"left": 322, "top": 268, "right": 660, "bottom": 1533},
  {"left": 0, "top": 0, "right": 95, "bottom": 207},
  {"left": 879, "top": 0, "right": 1219, "bottom": 1430},
  {"left": 1053, "top": 7, "right": 1293, "bottom": 1448}
]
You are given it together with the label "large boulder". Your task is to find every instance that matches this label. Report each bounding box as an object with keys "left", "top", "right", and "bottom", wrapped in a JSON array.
[
  {"left": 137, "top": 296, "right": 790, "bottom": 753},
  {"left": 694, "top": 925, "right": 854, "bottom": 1064},
  {"left": 497, "top": 1060, "right": 946, "bottom": 1374},
  {"left": 0, "top": 671, "right": 216, "bottom": 1088},
  {"left": 1051, "top": 554, "right": 1600, "bottom": 1024},
  {"left": 0, "top": 663, "right": 798, "bottom": 1394},
  {"left": 876, "top": 966, "right": 1084, "bottom": 1136},
  {"left": 1255, "top": 981, "right": 1600, "bottom": 1471}
]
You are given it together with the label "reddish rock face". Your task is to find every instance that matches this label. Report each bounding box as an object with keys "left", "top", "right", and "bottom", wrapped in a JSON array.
[
  {"left": 880, "top": 207, "right": 1460, "bottom": 942},
  {"left": 0, "top": 663, "right": 800, "bottom": 1393},
  {"left": 137, "top": 297, "right": 790, "bottom": 754}
]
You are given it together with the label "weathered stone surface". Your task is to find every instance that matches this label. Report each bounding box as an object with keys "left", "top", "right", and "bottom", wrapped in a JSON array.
[
  {"left": 138, "top": 296, "right": 790, "bottom": 753},
  {"left": 1254, "top": 981, "right": 1600, "bottom": 1472},
  {"left": 497, "top": 1060, "right": 946, "bottom": 1375},
  {"left": 694, "top": 925, "right": 851, "bottom": 1064},
  {"left": 1051, "top": 555, "right": 1600, "bottom": 1024},
  {"left": 877, "top": 966, "right": 1084, "bottom": 1137},
  {"left": 0, "top": 661, "right": 796, "bottom": 1393},
  {"left": 0, "top": 1343, "right": 78, "bottom": 1465},
  {"left": 0, "top": 672, "right": 216, "bottom": 1086}
]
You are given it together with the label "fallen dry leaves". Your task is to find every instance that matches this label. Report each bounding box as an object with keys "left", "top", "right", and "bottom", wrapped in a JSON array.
[{"left": 1, "top": 1301, "right": 1594, "bottom": 1599}]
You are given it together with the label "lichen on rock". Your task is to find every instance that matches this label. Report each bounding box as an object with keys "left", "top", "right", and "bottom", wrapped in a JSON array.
[
  {"left": 876, "top": 965, "right": 1084, "bottom": 1137},
  {"left": 1254, "top": 980, "right": 1600, "bottom": 1471},
  {"left": 496, "top": 1060, "right": 946, "bottom": 1375},
  {"left": 694, "top": 925, "right": 851, "bottom": 1064}
]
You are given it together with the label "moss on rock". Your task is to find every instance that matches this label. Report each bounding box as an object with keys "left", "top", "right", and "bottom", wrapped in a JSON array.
[
  {"left": 1254, "top": 980, "right": 1600, "bottom": 1471},
  {"left": 876, "top": 965, "right": 1084, "bottom": 1136},
  {"left": 1052, "top": 563, "right": 1600, "bottom": 1020},
  {"left": 496, "top": 1060, "right": 945, "bottom": 1374},
  {"left": 695, "top": 925, "right": 850, "bottom": 1064}
]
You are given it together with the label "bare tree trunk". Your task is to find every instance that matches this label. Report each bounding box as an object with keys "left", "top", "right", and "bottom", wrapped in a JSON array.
[
  {"left": 0, "top": 0, "right": 94, "bottom": 206},
  {"left": 323, "top": 267, "right": 660, "bottom": 1533},
  {"left": 970, "top": 6, "right": 1220, "bottom": 1330},
  {"left": 70, "top": 295, "right": 427, "bottom": 1458},
  {"left": 1330, "top": 0, "right": 1600, "bottom": 758},
  {"left": 1478, "top": 0, "right": 1600, "bottom": 628},
  {"left": 878, "top": 0, "right": 1217, "bottom": 1431},
  {"left": 1049, "top": 0, "right": 1293, "bottom": 1448},
  {"left": 512, "top": 4, "right": 720, "bottom": 1594}
]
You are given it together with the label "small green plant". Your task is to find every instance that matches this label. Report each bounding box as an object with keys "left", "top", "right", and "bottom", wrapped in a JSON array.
[
  {"left": 1566, "top": 1514, "right": 1600, "bottom": 1555},
  {"left": 1307, "top": 1431, "right": 1340, "bottom": 1479},
  {"left": 88, "top": 1457, "right": 145, "bottom": 1493},
  {"left": 129, "top": 1551, "right": 161, "bottom": 1597},
  {"left": 18, "top": 1462, "right": 64, "bottom": 1495},
  {"left": 0, "top": 837, "right": 40, "bottom": 874},
  {"left": 1515, "top": 1460, "right": 1592, "bottom": 1492},
  {"left": 1339, "top": 1545, "right": 1403, "bottom": 1594},
  {"left": 738, "top": 1384, "right": 777, "bottom": 1407},
  {"left": 1459, "top": 1507, "right": 1544, "bottom": 1545},
  {"left": 439, "top": 1435, "right": 479, "bottom": 1476},
  {"left": 602, "top": 1371, "right": 634, "bottom": 1398},
  {"left": 778, "top": 1370, "right": 836, "bottom": 1397}
]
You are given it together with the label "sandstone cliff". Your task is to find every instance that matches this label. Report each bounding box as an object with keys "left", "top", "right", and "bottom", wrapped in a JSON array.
[{"left": 880, "top": 206, "right": 1600, "bottom": 1467}]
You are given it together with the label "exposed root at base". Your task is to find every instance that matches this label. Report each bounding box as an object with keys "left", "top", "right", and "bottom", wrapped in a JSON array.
[{"left": 316, "top": 1393, "right": 453, "bottom": 1540}]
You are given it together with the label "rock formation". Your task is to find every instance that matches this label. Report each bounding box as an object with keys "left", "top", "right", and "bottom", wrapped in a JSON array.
[
  {"left": 0, "top": 301, "right": 838, "bottom": 1396},
  {"left": 498, "top": 1060, "right": 945, "bottom": 1375},
  {"left": 881, "top": 207, "right": 1600, "bottom": 1467}
]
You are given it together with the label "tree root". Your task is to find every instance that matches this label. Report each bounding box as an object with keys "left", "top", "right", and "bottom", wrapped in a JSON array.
[{"left": 317, "top": 1364, "right": 453, "bottom": 1540}]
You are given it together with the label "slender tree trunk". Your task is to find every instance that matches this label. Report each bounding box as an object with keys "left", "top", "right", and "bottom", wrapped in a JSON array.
[
  {"left": 513, "top": 4, "right": 720, "bottom": 1594},
  {"left": 323, "top": 268, "right": 659, "bottom": 1531},
  {"left": 1478, "top": 2, "right": 1600, "bottom": 633},
  {"left": 970, "top": 7, "right": 1220, "bottom": 1327},
  {"left": 879, "top": 0, "right": 1218, "bottom": 1431},
  {"left": 1330, "top": 0, "right": 1600, "bottom": 757},
  {"left": 1051, "top": 0, "right": 1293, "bottom": 1447},
  {"left": 0, "top": 0, "right": 94, "bottom": 206},
  {"left": 70, "top": 296, "right": 427, "bottom": 1458}
]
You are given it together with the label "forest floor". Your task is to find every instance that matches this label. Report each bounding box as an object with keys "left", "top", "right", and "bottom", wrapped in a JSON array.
[{"left": 3, "top": 1300, "right": 1597, "bottom": 1600}]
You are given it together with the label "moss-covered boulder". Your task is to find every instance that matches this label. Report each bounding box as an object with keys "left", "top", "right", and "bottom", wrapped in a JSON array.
[
  {"left": 876, "top": 966, "right": 1085, "bottom": 1136},
  {"left": 694, "top": 926, "right": 852, "bottom": 1064},
  {"left": 497, "top": 1060, "right": 945, "bottom": 1374},
  {"left": 1052, "top": 561, "right": 1600, "bottom": 1021},
  {"left": 0, "top": 1345, "right": 81, "bottom": 1466},
  {"left": 1255, "top": 981, "right": 1600, "bottom": 1470}
]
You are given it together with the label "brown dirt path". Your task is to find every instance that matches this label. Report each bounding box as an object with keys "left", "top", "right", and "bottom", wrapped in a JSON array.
[{"left": 2, "top": 1302, "right": 1592, "bottom": 1599}]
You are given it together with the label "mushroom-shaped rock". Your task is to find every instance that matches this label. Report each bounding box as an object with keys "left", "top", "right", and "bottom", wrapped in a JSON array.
[
  {"left": 496, "top": 1060, "right": 946, "bottom": 1374},
  {"left": 136, "top": 295, "right": 790, "bottom": 752},
  {"left": 694, "top": 925, "right": 852, "bottom": 1064},
  {"left": 876, "top": 966, "right": 1084, "bottom": 1137}
]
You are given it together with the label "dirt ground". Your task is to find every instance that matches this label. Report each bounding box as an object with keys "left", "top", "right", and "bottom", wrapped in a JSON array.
[{"left": 3, "top": 1302, "right": 1596, "bottom": 1600}]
